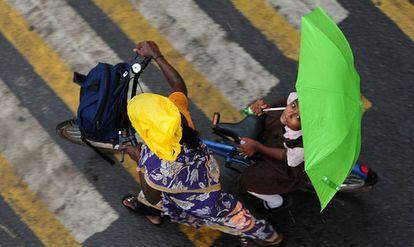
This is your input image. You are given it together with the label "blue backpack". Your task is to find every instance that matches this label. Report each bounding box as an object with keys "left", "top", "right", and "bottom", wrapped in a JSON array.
[
  {"left": 74, "top": 62, "right": 131, "bottom": 144},
  {"left": 73, "top": 57, "right": 150, "bottom": 164}
]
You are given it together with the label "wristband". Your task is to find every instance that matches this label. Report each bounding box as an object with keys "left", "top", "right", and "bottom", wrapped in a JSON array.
[{"left": 154, "top": 54, "right": 164, "bottom": 60}]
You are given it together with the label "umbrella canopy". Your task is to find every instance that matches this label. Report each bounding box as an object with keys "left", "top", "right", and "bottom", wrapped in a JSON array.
[{"left": 296, "top": 7, "right": 363, "bottom": 211}]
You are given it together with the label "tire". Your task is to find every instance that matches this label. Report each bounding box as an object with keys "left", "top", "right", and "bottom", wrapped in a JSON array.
[
  {"left": 340, "top": 169, "right": 378, "bottom": 192},
  {"left": 339, "top": 174, "right": 367, "bottom": 192},
  {"left": 56, "top": 119, "right": 115, "bottom": 151},
  {"left": 56, "top": 119, "right": 84, "bottom": 145},
  {"left": 304, "top": 170, "right": 377, "bottom": 193}
]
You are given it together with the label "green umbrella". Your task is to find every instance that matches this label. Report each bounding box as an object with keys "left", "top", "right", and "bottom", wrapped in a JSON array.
[{"left": 296, "top": 7, "right": 363, "bottom": 211}]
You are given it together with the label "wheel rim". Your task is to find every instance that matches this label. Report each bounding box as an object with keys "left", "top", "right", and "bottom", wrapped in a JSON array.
[
  {"left": 56, "top": 119, "right": 116, "bottom": 151},
  {"left": 340, "top": 174, "right": 365, "bottom": 191},
  {"left": 56, "top": 119, "right": 84, "bottom": 145}
]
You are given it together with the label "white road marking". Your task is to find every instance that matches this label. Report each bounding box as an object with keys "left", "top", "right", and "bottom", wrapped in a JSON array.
[
  {"left": 268, "top": 0, "right": 349, "bottom": 28},
  {"left": 0, "top": 79, "right": 119, "bottom": 243},
  {"left": 0, "top": 224, "right": 17, "bottom": 239},
  {"left": 130, "top": 0, "right": 280, "bottom": 109},
  {"left": 6, "top": 0, "right": 149, "bottom": 92}
]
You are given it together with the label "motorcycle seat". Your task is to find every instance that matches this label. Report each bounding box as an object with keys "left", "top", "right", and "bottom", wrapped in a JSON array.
[{"left": 212, "top": 115, "right": 264, "bottom": 144}]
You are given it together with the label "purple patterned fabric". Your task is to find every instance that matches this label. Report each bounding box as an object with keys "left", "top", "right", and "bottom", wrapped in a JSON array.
[{"left": 138, "top": 144, "right": 278, "bottom": 241}]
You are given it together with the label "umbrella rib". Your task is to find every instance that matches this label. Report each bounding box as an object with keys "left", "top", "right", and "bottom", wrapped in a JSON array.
[{"left": 303, "top": 12, "right": 355, "bottom": 67}]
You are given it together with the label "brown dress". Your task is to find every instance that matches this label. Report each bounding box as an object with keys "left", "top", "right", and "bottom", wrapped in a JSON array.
[{"left": 240, "top": 112, "right": 308, "bottom": 195}]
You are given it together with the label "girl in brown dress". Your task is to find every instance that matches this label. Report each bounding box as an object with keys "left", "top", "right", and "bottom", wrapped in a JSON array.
[{"left": 238, "top": 93, "right": 307, "bottom": 212}]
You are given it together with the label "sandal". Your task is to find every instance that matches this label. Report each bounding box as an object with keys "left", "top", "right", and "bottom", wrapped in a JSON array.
[{"left": 122, "top": 194, "right": 163, "bottom": 225}]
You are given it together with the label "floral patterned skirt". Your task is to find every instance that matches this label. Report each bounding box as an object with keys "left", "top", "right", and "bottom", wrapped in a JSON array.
[{"left": 161, "top": 191, "right": 278, "bottom": 241}]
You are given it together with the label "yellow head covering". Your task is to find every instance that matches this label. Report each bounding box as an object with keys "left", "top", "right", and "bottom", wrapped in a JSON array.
[{"left": 127, "top": 93, "right": 182, "bottom": 161}]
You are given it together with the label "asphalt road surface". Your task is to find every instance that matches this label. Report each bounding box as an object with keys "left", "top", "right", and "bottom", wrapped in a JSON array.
[{"left": 0, "top": 0, "right": 413, "bottom": 246}]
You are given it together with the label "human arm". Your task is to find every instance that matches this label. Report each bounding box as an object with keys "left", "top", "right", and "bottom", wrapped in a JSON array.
[
  {"left": 134, "top": 41, "right": 187, "bottom": 96},
  {"left": 238, "top": 137, "right": 287, "bottom": 161},
  {"left": 249, "top": 97, "right": 288, "bottom": 115}
]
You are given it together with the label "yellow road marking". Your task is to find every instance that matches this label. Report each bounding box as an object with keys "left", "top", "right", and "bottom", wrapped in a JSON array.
[
  {"left": 372, "top": 0, "right": 414, "bottom": 41},
  {"left": 0, "top": 0, "right": 139, "bottom": 238},
  {"left": 91, "top": 0, "right": 226, "bottom": 244},
  {"left": 231, "top": 0, "right": 301, "bottom": 61},
  {"left": 0, "top": 0, "right": 78, "bottom": 112},
  {"left": 92, "top": 0, "right": 242, "bottom": 122},
  {"left": 362, "top": 95, "right": 372, "bottom": 112},
  {"left": 0, "top": 0, "right": 220, "bottom": 246},
  {"left": 232, "top": 0, "right": 373, "bottom": 111},
  {"left": 121, "top": 156, "right": 220, "bottom": 247},
  {"left": 179, "top": 225, "right": 222, "bottom": 247},
  {"left": 117, "top": 155, "right": 141, "bottom": 182},
  {"left": 0, "top": 155, "right": 80, "bottom": 246},
  {"left": 0, "top": 0, "right": 142, "bottom": 198},
  {"left": 0, "top": 0, "right": 372, "bottom": 245}
]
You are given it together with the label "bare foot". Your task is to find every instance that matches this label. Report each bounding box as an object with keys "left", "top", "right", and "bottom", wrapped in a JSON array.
[
  {"left": 145, "top": 215, "right": 162, "bottom": 225},
  {"left": 123, "top": 199, "right": 162, "bottom": 225}
]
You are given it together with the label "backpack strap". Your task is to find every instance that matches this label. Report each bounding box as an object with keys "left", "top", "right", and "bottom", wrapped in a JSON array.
[
  {"left": 73, "top": 71, "right": 100, "bottom": 91},
  {"left": 73, "top": 72, "right": 86, "bottom": 85},
  {"left": 131, "top": 73, "right": 141, "bottom": 98},
  {"left": 131, "top": 57, "right": 151, "bottom": 98}
]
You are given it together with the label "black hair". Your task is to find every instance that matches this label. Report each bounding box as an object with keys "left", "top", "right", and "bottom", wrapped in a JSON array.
[{"left": 179, "top": 114, "right": 201, "bottom": 150}]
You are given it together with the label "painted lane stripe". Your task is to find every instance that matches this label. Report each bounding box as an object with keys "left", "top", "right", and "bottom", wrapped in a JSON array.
[
  {"left": 6, "top": 0, "right": 149, "bottom": 93},
  {"left": 5, "top": 0, "right": 143, "bottom": 188},
  {"left": 130, "top": 0, "right": 280, "bottom": 109},
  {"left": 92, "top": 0, "right": 242, "bottom": 122},
  {"left": 90, "top": 0, "right": 222, "bottom": 243},
  {"left": 0, "top": 0, "right": 78, "bottom": 112},
  {"left": 0, "top": 0, "right": 192, "bottom": 245},
  {"left": 0, "top": 30, "right": 190, "bottom": 245},
  {"left": 371, "top": 0, "right": 414, "bottom": 41},
  {"left": 193, "top": 0, "right": 298, "bottom": 101},
  {"left": 4, "top": 0, "right": 157, "bottom": 230},
  {"left": 64, "top": 0, "right": 171, "bottom": 98},
  {"left": 231, "top": 0, "right": 301, "bottom": 61},
  {"left": 179, "top": 225, "right": 221, "bottom": 247},
  {"left": 65, "top": 0, "right": 218, "bottom": 143},
  {"left": 231, "top": 0, "right": 349, "bottom": 60},
  {"left": 81, "top": 1, "right": 237, "bottom": 244},
  {"left": 0, "top": 79, "right": 119, "bottom": 243},
  {"left": 0, "top": 195, "right": 46, "bottom": 246},
  {"left": 0, "top": 155, "right": 80, "bottom": 246},
  {"left": 231, "top": 0, "right": 372, "bottom": 111},
  {"left": 0, "top": 2, "right": 120, "bottom": 241},
  {"left": 267, "top": 0, "right": 349, "bottom": 29},
  {"left": 6, "top": 0, "right": 115, "bottom": 74}
]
